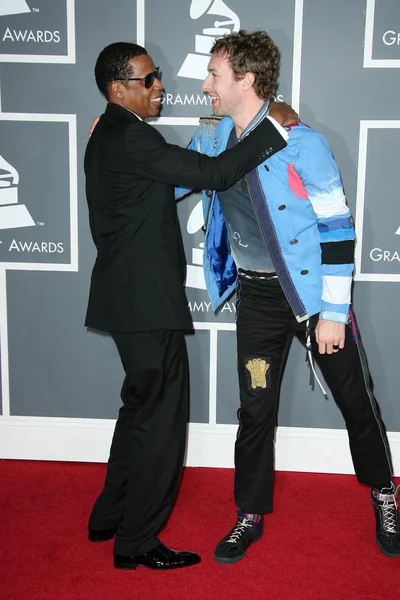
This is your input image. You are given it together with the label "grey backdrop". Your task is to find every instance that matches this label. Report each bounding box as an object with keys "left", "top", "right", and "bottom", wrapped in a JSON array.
[{"left": 0, "top": 0, "right": 398, "bottom": 431}]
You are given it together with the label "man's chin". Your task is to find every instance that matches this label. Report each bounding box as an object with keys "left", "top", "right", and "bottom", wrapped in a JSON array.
[
  {"left": 153, "top": 103, "right": 163, "bottom": 118},
  {"left": 212, "top": 105, "right": 223, "bottom": 116}
]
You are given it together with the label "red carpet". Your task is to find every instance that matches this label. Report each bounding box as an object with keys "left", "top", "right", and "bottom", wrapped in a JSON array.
[{"left": 0, "top": 461, "right": 399, "bottom": 600}]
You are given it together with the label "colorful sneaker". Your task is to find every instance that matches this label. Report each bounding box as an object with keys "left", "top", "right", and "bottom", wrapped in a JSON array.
[
  {"left": 371, "top": 482, "right": 400, "bottom": 557},
  {"left": 214, "top": 511, "right": 263, "bottom": 565}
]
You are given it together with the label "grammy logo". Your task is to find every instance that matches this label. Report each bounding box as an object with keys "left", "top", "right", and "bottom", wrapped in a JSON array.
[
  {"left": 185, "top": 197, "right": 206, "bottom": 289},
  {"left": 0, "top": 0, "right": 31, "bottom": 17},
  {"left": 245, "top": 358, "right": 270, "bottom": 389},
  {"left": 178, "top": 0, "right": 240, "bottom": 81},
  {"left": 0, "top": 154, "right": 35, "bottom": 230}
]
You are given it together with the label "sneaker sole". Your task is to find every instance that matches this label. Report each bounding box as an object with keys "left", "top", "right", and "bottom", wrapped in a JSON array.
[
  {"left": 214, "top": 537, "right": 261, "bottom": 565},
  {"left": 376, "top": 538, "right": 400, "bottom": 558}
]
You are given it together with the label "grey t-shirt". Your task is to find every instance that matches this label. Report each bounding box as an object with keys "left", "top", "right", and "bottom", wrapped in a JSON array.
[{"left": 217, "top": 127, "right": 275, "bottom": 272}]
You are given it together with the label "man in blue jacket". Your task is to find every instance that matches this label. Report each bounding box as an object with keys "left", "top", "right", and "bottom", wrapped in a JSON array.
[{"left": 177, "top": 30, "right": 399, "bottom": 563}]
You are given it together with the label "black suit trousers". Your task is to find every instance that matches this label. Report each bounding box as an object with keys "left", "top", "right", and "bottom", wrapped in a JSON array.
[
  {"left": 234, "top": 274, "right": 393, "bottom": 514},
  {"left": 89, "top": 329, "right": 189, "bottom": 555}
]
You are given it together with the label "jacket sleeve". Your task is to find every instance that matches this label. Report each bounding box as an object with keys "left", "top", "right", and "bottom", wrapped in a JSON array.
[
  {"left": 175, "top": 130, "right": 199, "bottom": 201},
  {"left": 124, "top": 118, "right": 286, "bottom": 191},
  {"left": 294, "top": 131, "right": 355, "bottom": 324}
]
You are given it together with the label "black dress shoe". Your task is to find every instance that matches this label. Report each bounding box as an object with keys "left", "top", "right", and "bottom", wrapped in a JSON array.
[
  {"left": 114, "top": 542, "right": 201, "bottom": 570},
  {"left": 88, "top": 526, "right": 116, "bottom": 542}
]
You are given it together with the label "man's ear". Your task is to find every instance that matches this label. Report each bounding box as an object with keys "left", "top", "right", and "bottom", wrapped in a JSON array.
[
  {"left": 241, "top": 72, "right": 256, "bottom": 92},
  {"left": 109, "top": 80, "right": 124, "bottom": 100}
]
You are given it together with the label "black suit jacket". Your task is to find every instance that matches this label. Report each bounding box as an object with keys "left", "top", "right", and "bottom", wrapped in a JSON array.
[{"left": 84, "top": 103, "right": 286, "bottom": 332}]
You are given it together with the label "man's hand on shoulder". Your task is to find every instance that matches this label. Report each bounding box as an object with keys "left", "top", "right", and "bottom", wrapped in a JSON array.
[
  {"left": 88, "top": 117, "right": 100, "bottom": 138},
  {"left": 269, "top": 101, "right": 298, "bottom": 127},
  {"left": 315, "top": 320, "right": 346, "bottom": 355}
]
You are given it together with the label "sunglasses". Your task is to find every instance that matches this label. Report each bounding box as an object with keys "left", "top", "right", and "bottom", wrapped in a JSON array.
[{"left": 116, "top": 67, "right": 161, "bottom": 89}]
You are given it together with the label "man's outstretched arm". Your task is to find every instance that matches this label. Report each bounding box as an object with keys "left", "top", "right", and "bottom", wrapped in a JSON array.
[{"left": 175, "top": 101, "right": 298, "bottom": 200}]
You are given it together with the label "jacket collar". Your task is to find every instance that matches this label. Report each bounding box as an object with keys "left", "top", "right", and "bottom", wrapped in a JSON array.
[
  {"left": 104, "top": 102, "right": 141, "bottom": 122},
  {"left": 240, "top": 100, "right": 270, "bottom": 139},
  {"left": 217, "top": 100, "right": 270, "bottom": 142}
]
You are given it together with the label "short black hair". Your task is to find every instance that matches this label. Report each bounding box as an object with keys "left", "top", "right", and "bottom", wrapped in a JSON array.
[{"left": 94, "top": 42, "right": 148, "bottom": 100}]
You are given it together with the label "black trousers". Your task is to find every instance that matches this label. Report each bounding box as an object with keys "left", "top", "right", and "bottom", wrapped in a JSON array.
[
  {"left": 89, "top": 329, "right": 189, "bottom": 555},
  {"left": 235, "top": 273, "right": 393, "bottom": 515}
]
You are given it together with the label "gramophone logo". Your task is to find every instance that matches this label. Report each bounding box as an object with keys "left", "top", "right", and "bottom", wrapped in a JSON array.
[
  {"left": 178, "top": 0, "right": 240, "bottom": 80},
  {"left": 186, "top": 197, "right": 206, "bottom": 289},
  {"left": 0, "top": 0, "right": 31, "bottom": 16},
  {"left": 0, "top": 154, "right": 35, "bottom": 230}
]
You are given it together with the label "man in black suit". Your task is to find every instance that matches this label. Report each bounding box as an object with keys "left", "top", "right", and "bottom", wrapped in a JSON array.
[{"left": 84, "top": 41, "right": 296, "bottom": 571}]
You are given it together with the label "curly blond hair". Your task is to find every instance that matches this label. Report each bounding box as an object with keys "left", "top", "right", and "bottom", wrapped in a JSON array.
[{"left": 211, "top": 30, "right": 280, "bottom": 100}]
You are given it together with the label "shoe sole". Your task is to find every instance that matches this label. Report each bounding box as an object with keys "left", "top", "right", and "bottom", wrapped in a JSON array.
[
  {"left": 114, "top": 562, "right": 137, "bottom": 570},
  {"left": 376, "top": 538, "right": 400, "bottom": 558},
  {"left": 114, "top": 562, "right": 200, "bottom": 570},
  {"left": 214, "top": 554, "right": 245, "bottom": 565},
  {"left": 214, "top": 537, "right": 261, "bottom": 565}
]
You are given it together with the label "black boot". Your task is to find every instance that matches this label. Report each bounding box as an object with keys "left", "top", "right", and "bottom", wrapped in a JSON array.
[
  {"left": 371, "top": 482, "right": 400, "bottom": 557},
  {"left": 214, "top": 510, "right": 263, "bottom": 565}
]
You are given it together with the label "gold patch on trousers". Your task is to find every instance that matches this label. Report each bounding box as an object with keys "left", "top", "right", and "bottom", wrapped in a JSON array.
[{"left": 245, "top": 358, "right": 270, "bottom": 389}]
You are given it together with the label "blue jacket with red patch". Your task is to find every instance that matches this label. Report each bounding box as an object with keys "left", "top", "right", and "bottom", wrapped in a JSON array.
[{"left": 177, "top": 115, "right": 355, "bottom": 323}]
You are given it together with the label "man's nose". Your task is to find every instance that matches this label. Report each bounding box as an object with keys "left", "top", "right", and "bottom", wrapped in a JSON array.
[
  {"left": 154, "top": 77, "right": 163, "bottom": 91},
  {"left": 202, "top": 74, "right": 211, "bottom": 92}
]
